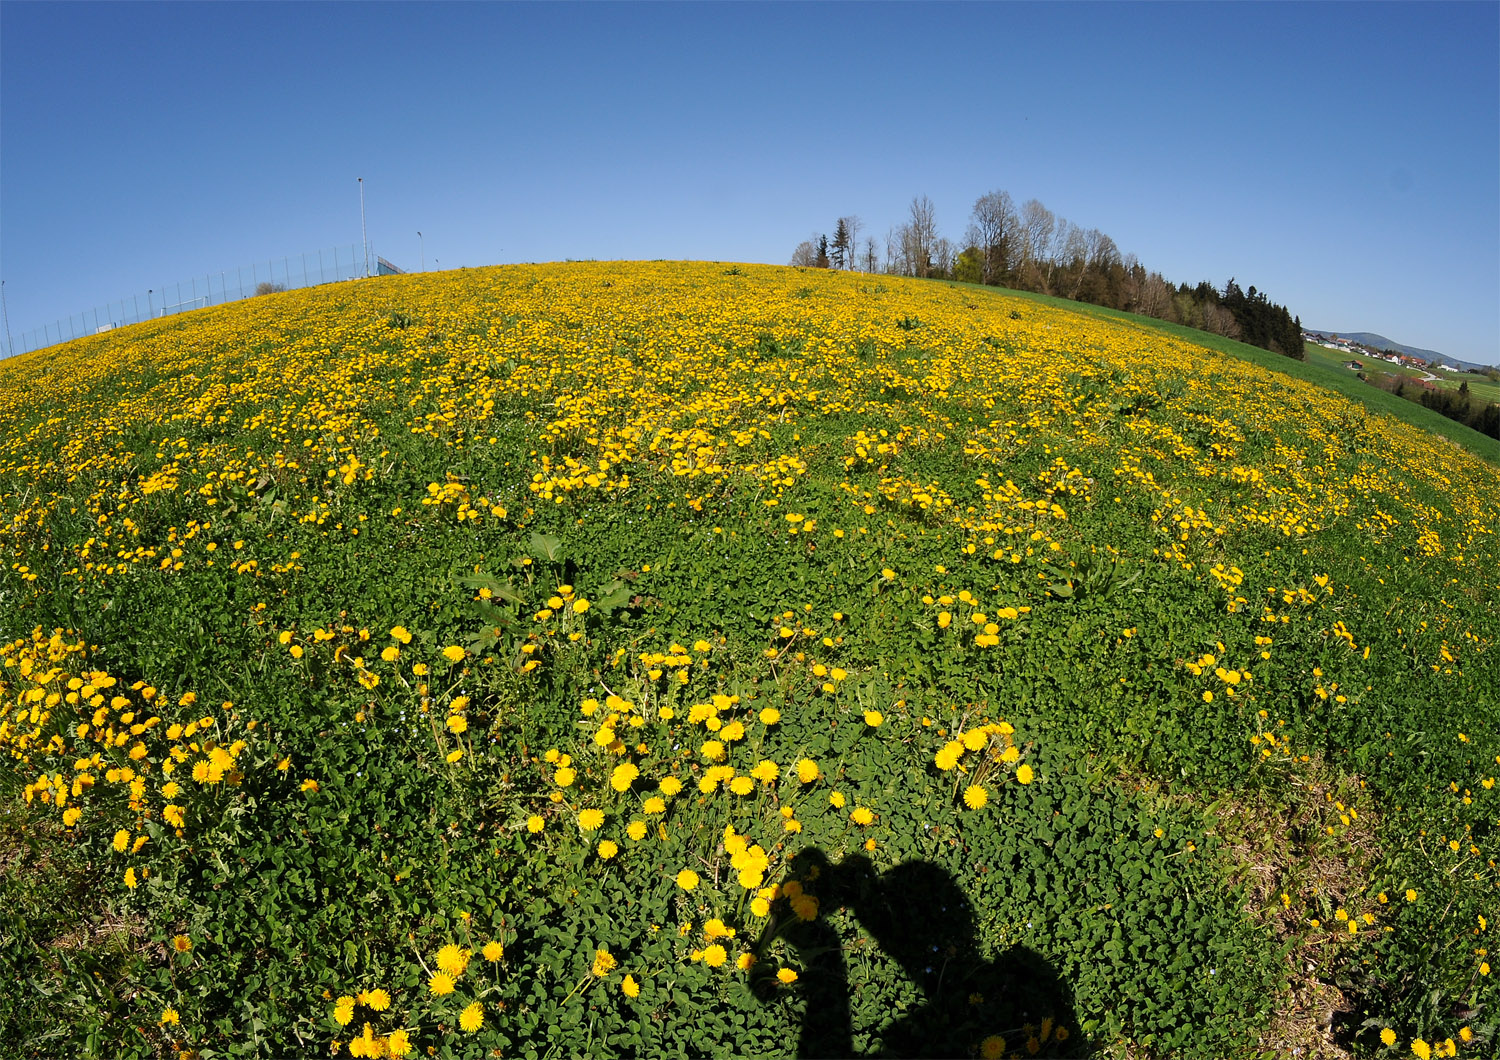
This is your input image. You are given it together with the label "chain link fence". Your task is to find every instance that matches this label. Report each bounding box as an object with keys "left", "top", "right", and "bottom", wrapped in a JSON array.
[{"left": 5, "top": 243, "right": 398, "bottom": 359}]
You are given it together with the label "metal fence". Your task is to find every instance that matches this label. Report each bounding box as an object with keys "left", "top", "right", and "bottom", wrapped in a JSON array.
[{"left": 6, "top": 243, "right": 386, "bottom": 359}]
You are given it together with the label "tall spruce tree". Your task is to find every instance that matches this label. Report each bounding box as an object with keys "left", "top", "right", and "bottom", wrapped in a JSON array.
[{"left": 830, "top": 219, "right": 851, "bottom": 270}]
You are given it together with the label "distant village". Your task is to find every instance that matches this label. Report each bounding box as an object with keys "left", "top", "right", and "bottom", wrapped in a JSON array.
[{"left": 1301, "top": 332, "right": 1479, "bottom": 381}]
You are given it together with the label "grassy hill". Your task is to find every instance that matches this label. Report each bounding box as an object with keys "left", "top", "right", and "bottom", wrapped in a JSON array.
[{"left": 2, "top": 262, "right": 1495, "bottom": 1059}]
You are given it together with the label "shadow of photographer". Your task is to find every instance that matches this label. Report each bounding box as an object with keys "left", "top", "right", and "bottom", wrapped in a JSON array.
[{"left": 750, "top": 849, "right": 1084, "bottom": 1058}]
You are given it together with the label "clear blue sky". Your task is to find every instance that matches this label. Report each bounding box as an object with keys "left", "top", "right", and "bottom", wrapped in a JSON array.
[{"left": 3, "top": 1, "right": 1496, "bottom": 363}]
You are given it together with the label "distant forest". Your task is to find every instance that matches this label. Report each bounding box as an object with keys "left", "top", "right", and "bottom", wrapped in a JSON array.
[{"left": 791, "top": 192, "right": 1304, "bottom": 361}]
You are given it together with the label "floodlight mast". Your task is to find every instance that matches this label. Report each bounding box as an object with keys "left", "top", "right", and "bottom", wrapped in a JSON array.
[{"left": 359, "top": 178, "right": 369, "bottom": 278}]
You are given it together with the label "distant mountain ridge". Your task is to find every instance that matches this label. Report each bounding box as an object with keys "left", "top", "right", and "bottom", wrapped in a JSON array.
[{"left": 1307, "top": 330, "right": 1492, "bottom": 371}]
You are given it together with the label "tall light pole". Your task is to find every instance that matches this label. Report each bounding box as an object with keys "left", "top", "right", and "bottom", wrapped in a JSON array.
[
  {"left": 358, "top": 177, "right": 369, "bottom": 278},
  {"left": 418, "top": 231, "right": 424, "bottom": 272}
]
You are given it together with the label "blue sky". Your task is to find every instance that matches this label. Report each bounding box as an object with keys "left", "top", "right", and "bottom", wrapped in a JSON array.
[{"left": 2, "top": 1, "right": 1496, "bottom": 363}]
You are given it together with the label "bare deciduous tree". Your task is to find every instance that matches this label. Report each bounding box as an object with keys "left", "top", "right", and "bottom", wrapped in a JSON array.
[
  {"left": 970, "top": 190, "right": 1016, "bottom": 284},
  {"left": 789, "top": 240, "right": 819, "bottom": 267},
  {"left": 1017, "top": 199, "right": 1055, "bottom": 289},
  {"left": 892, "top": 196, "right": 939, "bottom": 278}
]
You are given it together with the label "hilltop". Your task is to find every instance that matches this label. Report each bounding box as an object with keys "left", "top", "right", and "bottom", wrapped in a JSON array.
[{"left": 2, "top": 262, "right": 1496, "bottom": 1059}]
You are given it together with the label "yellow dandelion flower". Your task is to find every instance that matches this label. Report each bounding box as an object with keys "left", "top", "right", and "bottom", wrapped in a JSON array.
[
  {"left": 777, "top": 968, "right": 799, "bottom": 984},
  {"left": 1016, "top": 763, "right": 1035, "bottom": 785},
  {"left": 428, "top": 971, "right": 455, "bottom": 996},
  {"left": 676, "top": 869, "right": 699, "bottom": 891},
  {"left": 436, "top": 944, "right": 470, "bottom": 977},
  {"left": 578, "top": 808, "right": 605, "bottom": 831},
  {"left": 459, "top": 1001, "right": 484, "bottom": 1033},
  {"left": 441, "top": 645, "right": 465, "bottom": 663},
  {"left": 963, "top": 785, "right": 989, "bottom": 810},
  {"left": 591, "top": 947, "right": 617, "bottom": 977},
  {"left": 622, "top": 974, "right": 640, "bottom": 997}
]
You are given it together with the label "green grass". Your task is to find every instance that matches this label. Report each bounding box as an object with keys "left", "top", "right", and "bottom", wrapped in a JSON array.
[
  {"left": 943, "top": 281, "right": 1500, "bottom": 464},
  {"left": 3, "top": 261, "right": 1497, "bottom": 1060}
]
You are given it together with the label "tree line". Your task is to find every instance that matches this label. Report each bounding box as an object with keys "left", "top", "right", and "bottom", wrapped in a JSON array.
[
  {"left": 1364, "top": 371, "right": 1500, "bottom": 440},
  {"left": 791, "top": 192, "right": 1304, "bottom": 361}
]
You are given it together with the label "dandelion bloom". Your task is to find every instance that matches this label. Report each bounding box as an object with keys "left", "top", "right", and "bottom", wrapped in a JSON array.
[
  {"left": 610, "top": 762, "right": 640, "bottom": 792},
  {"left": 113, "top": 829, "right": 130, "bottom": 853},
  {"left": 934, "top": 742, "right": 963, "bottom": 771},
  {"left": 729, "top": 776, "right": 755, "bottom": 796},
  {"left": 796, "top": 759, "right": 819, "bottom": 783},
  {"left": 1016, "top": 763, "right": 1035, "bottom": 785},
  {"left": 850, "top": 806, "right": 874, "bottom": 825},
  {"left": 676, "top": 869, "right": 699, "bottom": 891},
  {"left": 829, "top": 791, "right": 846, "bottom": 809},
  {"left": 333, "top": 997, "right": 356, "bottom": 1026},
  {"left": 301, "top": 778, "right": 320, "bottom": 792},
  {"left": 591, "top": 947, "right": 617, "bottom": 977},
  {"left": 172, "top": 934, "right": 192, "bottom": 953},
  {"left": 660, "top": 776, "right": 683, "bottom": 797},
  {"left": 751, "top": 897, "right": 771, "bottom": 917},
  {"left": 598, "top": 840, "right": 618, "bottom": 860},
  {"left": 459, "top": 1001, "right": 484, "bottom": 1032},
  {"left": 963, "top": 785, "right": 989, "bottom": 810},
  {"left": 777, "top": 968, "right": 799, "bottom": 984},
  {"left": 446, "top": 715, "right": 467, "bottom": 734},
  {"left": 627, "top": 820, "right": 648, "bottom": 841},
  {"left": 445, "top": 749, "right": 463, "bottom": 764},
  {"left": 579, "top": 808, "right": 605, "bottom": 831},
  {"left": 160, "top": 1007, "right": 180, "bottom": 1026},
  {"left": 483, "top": 941, "right": 504, "bottom": 962},
  {"left": 386, "top": 1029, "right": 412, "bottom": 1057},
  {"left": 381, "top": 646, "right": 400, "bottom": 663},
  {"left": 442, "top": 645, "right": 466, "bottom": 663},
  {"left": 864, "top": 710, "right": 883, "bottom": 727},
  {"left": 526, "top": 815, "right": 544, "bottom": 833},
  {"left": 124, "top": 867, "right": 138, "bottom": 889},
  {"left": 554, "top": 766, "right": 576, "bottom": 787},
  {"left": 622, "top": 974, "right": 640, "bottom": 997},
  {"left": 1380, "top": 1029, "right": 1396, "bottom": 1047},
  {"left": 643, "top": 796, "right": 666, "bottom": 815},
  {"left": 436, "top": 944, "right": 470, "bottom": 976},
  {"left": 363, "top": 988, "right": 390, "bottom": 1011},
  {"left": 703, "top": 944, "right": 728, "bottom": 968},
  {"left": 981, "top": 1036, "right": 1006, "bottom": 1060},
  {"left": 759, "top": 708, "right": 781, "bottom": 725},
  {"left": 428, "top": 971, "right": 455, "bottom": 996},
  {"left": 1411, "top": 1041, "right": 1431, "bottom": 1060}
]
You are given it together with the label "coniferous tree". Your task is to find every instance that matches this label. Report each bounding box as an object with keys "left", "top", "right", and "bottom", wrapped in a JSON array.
[
  {"left": 830, "top": 219, "right": 851, "bottom": 271},
  {"left": 816, "top": 235, "right": 830, "bottom": 269}
]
